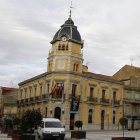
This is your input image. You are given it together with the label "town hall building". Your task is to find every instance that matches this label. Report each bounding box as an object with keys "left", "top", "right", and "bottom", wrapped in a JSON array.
[{"left": 17, "top": 14, "right": 124, "bottom": 130}]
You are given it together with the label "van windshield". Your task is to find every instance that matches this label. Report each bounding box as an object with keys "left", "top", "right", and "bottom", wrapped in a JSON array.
[{"left": 45, "top": 121, "right": 63, "bottom": 128}]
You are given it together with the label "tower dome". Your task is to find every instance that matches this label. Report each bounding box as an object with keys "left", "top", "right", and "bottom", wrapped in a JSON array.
[{"left": 50, "top": 17, "right": 83, "bottom": 47}]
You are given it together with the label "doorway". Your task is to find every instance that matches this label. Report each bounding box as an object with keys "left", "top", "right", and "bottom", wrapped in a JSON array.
[
  {"left": 70, "top": 113, "right": 75, "bottom": 130},
  {"left": 101, "top": 110, "right": 105, "bottom": 129},
  {"left": 54, "top": 107, "right": 61, "bottom": 120}
]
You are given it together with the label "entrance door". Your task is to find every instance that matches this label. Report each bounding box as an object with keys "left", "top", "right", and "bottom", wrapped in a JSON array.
[
  {"left": 54, "top": 107, "right": 61, "bottom": 120},
  {"left": 101, "top": 110, "right": 105, "bottom": 129},
  {"left": 70, "top": 113, "right": 75, "bottom": 130}
]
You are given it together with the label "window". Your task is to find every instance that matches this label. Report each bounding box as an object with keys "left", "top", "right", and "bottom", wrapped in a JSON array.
[
  {"left": 47, "top": 84, "right": 49, "bottom": 93},
  {"left": 133, "top": 106, "right": 136, "bottom": 116},
  {"left": 126, "top": 92, "right": 130, "bottom": 99},
  {"left": 56, "top": 83, "right": 63, "bottom": 98},
  {"left": 133, "top": 82, "right": 136, "bottom": 87},
  {"left": 45, "top": 107, "right": 47, "bottom": 118},
  {"left": 131, "top": 93, "right": 133, "bottom": 99},
  {"left": 35, "top": 87, "right": 36, "bottom": 97},
  {"left": 73, "top": 64, "right": 75, "bottom": 71},
  {"left": 113, "top": 111, "right": 115, "bottom": 124},
  {"left": 72, "top": 84, "right": 77, "bottom": 97},
  {"left": 76, "top": 64, "right": 78, "bottom": 71},
  {"left": 30, "top": 89, "right": 31, "bottom": 98},
  {"left": 102, "top": 90, "right": 106, "bottom": 99},
  {"left": 40, "top": 86, "right": 42, "bottom": 96},
  {"left": 58, "top": 44, "right": 61, "bottom": 50},
  {"left": 126, "top": 105, "right": 129, "bottom": 115},
  {"left": 66, "top": 44, "right": 68, "bottom": 50},
  {"left": 135, "top": 93, "right": 139, "bottom": 100},
  {"left": 52, "top": 83, "right": 63, "bottom": 98},
  {"left": 62, "top": 44, "right": 65, "bottom": 50},
  {"left": 90, "top": 88, "right": 94, "bottom": 99},
  {"left": 25, "top": 90, "right": 27, "bottom": 99},
  {"left": 113, "top": 91, "right": 116, "bottom": 100},
  {"left": 88, "top": 109, "right": 92, "bottom": 123},
  {"left": 21, "top": 91, "right": 22, "bottom": 99}
]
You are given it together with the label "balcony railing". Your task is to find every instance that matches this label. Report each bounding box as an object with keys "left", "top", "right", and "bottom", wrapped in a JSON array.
[
  {"left": 111, "top": 99, "right": 120, "bottom": 105},
  {"left": 52, "top": 94, "right": 65, "bottom": 99},
  {"left": 42, "top": 94, "right": 48, "bottom": 100},
  {"left": 21, "top": 99, "right": 24, "bottom": 104},
  {"left": 25, "top": 98, "right": 28, "bottom": 103},
  {"left": 35, "top": 96, "right": 41, "bottom": 101},
  {"left": 100, "top": 98, "right": 109, "bottom": 104},
  {"left": 17, "top": 100, "right": 20, "bottom": 105},
  {"left": 30, "top": 97, "right": 34, "bottom": 102},
  {"left": 87, "top": 97, "right": 98, "bottom": 102},
  {"left": 69, "top": 94, "right": 80, "bottom": 100}
]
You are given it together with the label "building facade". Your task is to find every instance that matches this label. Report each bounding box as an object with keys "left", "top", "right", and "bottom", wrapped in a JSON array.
[
  {"left": 17, "top": 16, "right": 124, "bottom": 130},
  {"left": 113, "top": 65, "right": 140, "bottom": 129}
]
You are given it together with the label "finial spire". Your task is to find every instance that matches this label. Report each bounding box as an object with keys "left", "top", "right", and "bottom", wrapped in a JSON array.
[{"left": 69, "top": 1, "right": 74, "bottom": 18}]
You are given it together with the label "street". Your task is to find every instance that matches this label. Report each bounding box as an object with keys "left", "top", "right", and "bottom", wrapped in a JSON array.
[{"left": 1, "top": 130, "right": 140, "bottom": 140}]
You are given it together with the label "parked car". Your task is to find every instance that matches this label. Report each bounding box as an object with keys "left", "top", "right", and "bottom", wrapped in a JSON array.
[{"left": 37, "top": 118, "right": 65, "bottom": 140}]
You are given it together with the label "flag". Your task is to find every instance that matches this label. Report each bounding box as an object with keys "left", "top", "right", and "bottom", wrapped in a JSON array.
[
  {"left": 49, "top": 84, "right": 58, "bottom": 95},
  {"left": 58, "top": 84, "right": 64, "bottom": 97}
]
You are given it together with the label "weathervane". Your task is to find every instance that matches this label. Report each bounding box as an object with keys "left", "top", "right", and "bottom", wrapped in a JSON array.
[{"left": 69, "top": 1, "right": 75, "bottom": 18}]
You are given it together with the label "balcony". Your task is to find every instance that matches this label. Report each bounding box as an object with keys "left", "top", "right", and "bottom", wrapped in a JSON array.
[
  {"left": 111, "top": 99, "right": 120, "bottom": 105},
  {"left": 100, "top": 98, "right": 109, "bottom": 104},
  {"left": 35, "top": 96, "right": 41, "bottom": 102},
  {"left": 42, "top": 94, "right": 49, "bottom": 101},
  {"left": 52, "top": 94, "right": 65, "bottom": 99},
  {"left": 17, "top": 100, "right": 20, "bottom": 105},
  {"left": 68, "top": 94, "right": 80, "bottom": 100},
  {"left": 87, "top": 97, "right": 98, "bottom": 102}
]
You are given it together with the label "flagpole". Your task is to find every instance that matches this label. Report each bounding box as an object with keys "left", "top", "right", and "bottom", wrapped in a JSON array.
[{"left": 61, "top": 84, "right": 63, "bottom": 122}]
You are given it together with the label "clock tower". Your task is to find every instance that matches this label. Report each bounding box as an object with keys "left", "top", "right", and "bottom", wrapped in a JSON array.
[{"left": 47, "top": 16, "right": 84, "bottom": 73}]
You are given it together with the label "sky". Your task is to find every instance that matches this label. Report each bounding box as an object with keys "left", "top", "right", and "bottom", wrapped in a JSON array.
[{"left": 1, "top": 0, "right": 140, "bottom": 88}]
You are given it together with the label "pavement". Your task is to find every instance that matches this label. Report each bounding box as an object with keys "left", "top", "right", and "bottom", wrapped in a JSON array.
[{"left": 0, "top": 130, "right": 140, "bottom": 140}]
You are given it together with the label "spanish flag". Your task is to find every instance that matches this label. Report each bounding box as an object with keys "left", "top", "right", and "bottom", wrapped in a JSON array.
[{"left": 49, "top": 84, "right": 57, "bottom": 95}]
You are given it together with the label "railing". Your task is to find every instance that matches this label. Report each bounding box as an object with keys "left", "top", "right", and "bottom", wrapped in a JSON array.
[
  {"left": 25, "top": 98, "right": 28, "bottom": 103},
  {"left": 69, "top": 94, "right": 80, "bottom": 100},
  {"left": 100, "top": 98, "right": 109, "bottom": 104},
  {"left": 51, "top": 94, "right": 65, "bottom": 99},
  {"left": 30, "top": 97, "right": 34, "bottom": 102},
  {"left": 87, "top": 97, "right": 98, "bottom": 102},
  {"left": 35, "top": 96, "right": 40, "bottom": 101},
  {"left": 17, "top": 100, "right": 20, "bottom": 105},
  {"left": 42, "top": 94, "right": 48, "bottom": 100},
  {"left": 111, "top": 99, "right": 120, "bottom": 105},
  {"left": 21, "top": 99, "right": 24, "bottom": 104}
]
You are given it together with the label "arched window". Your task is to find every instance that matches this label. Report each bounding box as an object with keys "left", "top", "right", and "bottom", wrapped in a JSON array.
[
  {"left": 76, "top": 64, "right": 78, "bottom": 71},
  {"left": 113, "top": 111, "right": 115, "bottom": 124},
  {"left": 62, "top": 44, "right": 65, "bottom": 50},
  {"left": 73, "top": 64, "right": 75, "bottom": 71},
  {"left": 88, "top": 109, "right": 93, "bottom": 123},
  {"left": 58, "top": 44, "right": 61, "bottom": 50},
  {"left": 66, "top": 44, "right": 68, "bottom": 50}
]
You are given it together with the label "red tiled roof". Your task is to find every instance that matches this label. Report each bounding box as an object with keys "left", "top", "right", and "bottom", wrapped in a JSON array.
[
  {"left": 82, "top": 71, "right": 121, "bottom": 82},
  {"left": 2, "top": 87, "right": 19, "bottom": 95}
]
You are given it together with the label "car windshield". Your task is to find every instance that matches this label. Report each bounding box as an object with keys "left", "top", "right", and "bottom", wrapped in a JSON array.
[{"left": 45, "top": 121, "right": 63, "bottom": 128}]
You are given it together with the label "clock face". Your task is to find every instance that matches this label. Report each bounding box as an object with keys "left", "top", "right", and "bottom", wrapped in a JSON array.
[{"left": 62, "top": 36, "right": 67, "bottom": 42}]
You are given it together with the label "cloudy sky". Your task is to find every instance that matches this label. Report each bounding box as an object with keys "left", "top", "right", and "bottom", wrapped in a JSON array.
[{"left": 1, "top": 0, "right": 140, "bottom": 88}]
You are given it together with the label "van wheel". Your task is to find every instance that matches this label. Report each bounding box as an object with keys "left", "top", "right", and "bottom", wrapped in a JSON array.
[{"left": 61, "top": 138, "right": 64, "bottom": 140}]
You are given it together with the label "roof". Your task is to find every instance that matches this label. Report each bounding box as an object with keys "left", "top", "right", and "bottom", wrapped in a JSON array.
[
  {"left": 2, "top": 87, "right": 19, "bottom": 95},
  {"left": 82, "top": 71, "right": 122, "bottom": 82},
  {"left": 51, "top": 17, "right": 82, "bottom": 45}
]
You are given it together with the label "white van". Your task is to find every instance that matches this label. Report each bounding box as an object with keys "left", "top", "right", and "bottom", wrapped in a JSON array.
[{"left": 37, "top": 118, "right": 65, "bottom": 140}]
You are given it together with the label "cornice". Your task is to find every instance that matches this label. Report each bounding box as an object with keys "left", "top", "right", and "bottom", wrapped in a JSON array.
[{"left": 18, "top": 71, "right": 123, "bottom": 87}]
